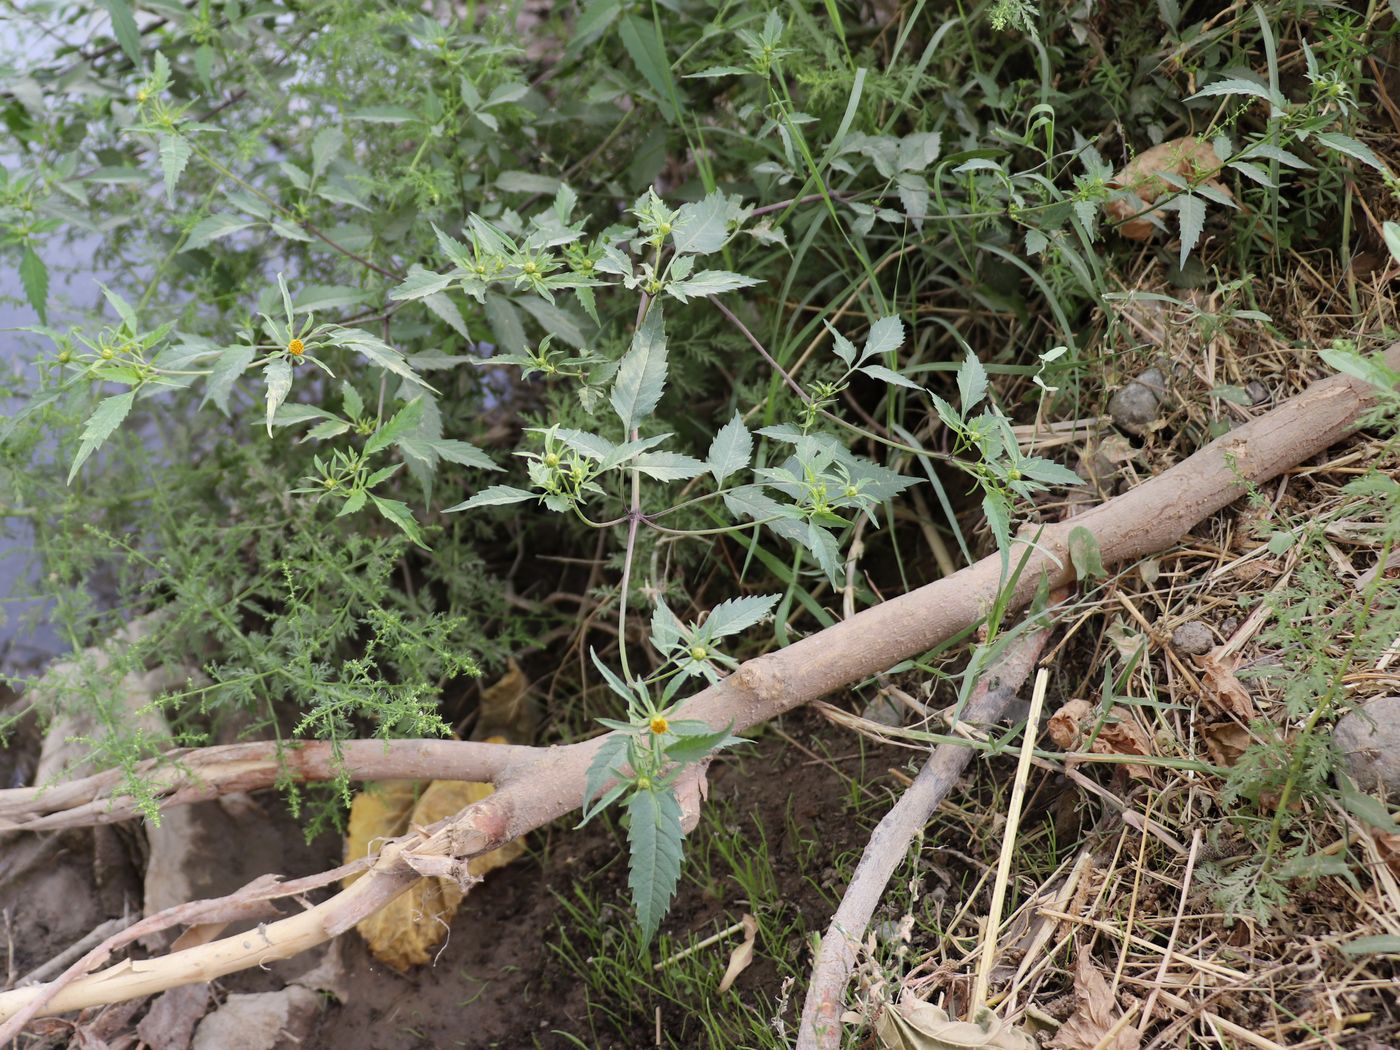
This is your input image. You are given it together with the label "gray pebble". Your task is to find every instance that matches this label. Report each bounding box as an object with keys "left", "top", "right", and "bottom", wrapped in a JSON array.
[
  {"left": 1333, "top": 696, "right": 1400, "bottom": 800},
  {"left": 1109, "top": 367, "right": 1167, "bottom": 435},
  {"left": 1171, "top": 620, "right": 1214, "bottom": 656},
  {"left": 1246, "top": 380, "right": 1269, "bottom": 405}
]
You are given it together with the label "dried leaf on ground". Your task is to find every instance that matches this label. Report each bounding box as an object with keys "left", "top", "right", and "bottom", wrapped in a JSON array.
[
  {"left": 1201, "top": 721, "right": 1252, "bottom": 767},
  {"left": 1194, "top": 647, "right": 1257, "bottom": 721},
  {"left": 475, "top": 657, "right": 536, "bottom": 742},
  {"left": 1104, "top": 136, "right": 1230, "bottom": 241},
  {"left": 1047, "top": 699, "right": 1155, "bottom": 780},
  {"left": 342, "top": 739, "right": 524, "bottom": 970},
  {"left": 1047, "top": 952, "right": 1141, "bottom": 1050},
  {"left": 876, "top": 999, "right": 1036, "bottom": 1050},
  {"left": 716, "top": 913, "right": 756, "bottom": 995}
]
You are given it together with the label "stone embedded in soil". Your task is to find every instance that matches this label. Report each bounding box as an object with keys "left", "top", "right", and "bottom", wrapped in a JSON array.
[
  {"left": 191, "top": 988, "right": 321, "bottom": 1050},
  {"left": 1108, "top": 366, "right": 1167, "bottom": 435},
  {"left": 1332, "top": 695, "right": 1400, "bottom": 800},
  {"left": 1170, "top": 620, "right": 1215, "bottom": 656}
]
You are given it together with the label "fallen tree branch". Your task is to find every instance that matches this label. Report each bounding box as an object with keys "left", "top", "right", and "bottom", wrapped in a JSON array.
[
  {"left": 797, "top": 623, "right": 1053, "bottom": 1050},
  {"left": 0, "top": 346, "right": 1394, "bottom": 1027},
  {"left": 0, "top": 738, "right": 533, "bottom": 832}
]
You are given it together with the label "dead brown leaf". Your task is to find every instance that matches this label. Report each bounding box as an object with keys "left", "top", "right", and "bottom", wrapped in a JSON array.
[
  {"left": 1047, "top": 699, "right": 1155, "bottom": 780},
  {"left": 1194, "top": 646, "right": 1258, "bottom": 721},
  {"left": 1201, "top": 721, "right": 1253, "bottom": 767},
  {"left": 716, "top": 913, "right": 756, "bottom": 995},
  {"left": 1047, "top": 952, "right": 1141, "bottom": 1050},
  {"left": 876, "top": 1000, "right": 1036, "bottom": 1050},
  {"left": 342, "top": 738, "right": 524, "bottom": 970},
  {"left": 1104, "top": 136, "right": 1230, "bottom": 241}
]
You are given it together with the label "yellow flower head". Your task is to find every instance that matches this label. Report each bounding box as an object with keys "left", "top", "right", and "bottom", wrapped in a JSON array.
[
  {"left": 649, "top": 716, "right": 669, "bottom": 736},
  {"left": 287, "top": 338, "right": 305, "bottom": 356}
]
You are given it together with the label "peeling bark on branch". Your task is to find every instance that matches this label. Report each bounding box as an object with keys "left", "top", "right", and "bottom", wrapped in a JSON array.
[{"left": 0, "top": 347, "right": 1395, "bottom": 1029}]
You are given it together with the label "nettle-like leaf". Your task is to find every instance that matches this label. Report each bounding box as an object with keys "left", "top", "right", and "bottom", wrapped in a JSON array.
[
  {"left": 19, "top": 245, "right": 48, "bottom": 322},
  {"left": 69, "top": 390, "right": 135, "bottom": 483},
  {"left": 610, "top": 301, "right": 668, "bottom": 431},
  {"left": 664, "top": 270, "right": 762, "bottom": 303},
  {"left": 579, "top": 735, "right": 632, "bottom": 826},
  {"left": 202, "top": 345, "right": 255, "bottom": 414},
  {"left": 183, "top": 214, "right": 256, "bottom": 252},
  {"left": 262, "top": 358, "right": 293, "bottom": 435},
  {"left": 626, "top": 785, "right": 685, "bottom": 944},
  {"left": 370, "top": 494, "right": 427, "bottom": 549},
  {"left": 699, "top": 593, "right": 779, "bottom": 641},
  {"left": 650, "top": 598, "right": 684, "bottom": 655},
  {"left": 364, "top": 397, "right": 424, "bottom": 456},
  {"left": 706, "top": 412, "right": 752, "bottom": 484},
  {"left": 957, "top": 354, "right": 988, "bottom": 412},
  {"left": 1175, "top": 194, "right": 1206, "bottom": 267},
  {"left": 862, "top": 315, "right": 905, "bottom": 360},
  {"left": 444, "top": 485, "right": 535, "bottom": 512},
  {"left": 158, "top": 134, "right": 192, "bottom": 205},
  {"left": 671, "top": 192, "right": 739, "bottom": 255},
  {"left": 633, "top": 450, "right": 707, "bottom": 481}
]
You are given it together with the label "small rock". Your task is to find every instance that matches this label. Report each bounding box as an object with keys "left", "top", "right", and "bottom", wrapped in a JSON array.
[
  {"left": 1246, "top": 380, "right": 1269, "bottom": 405},
  {"left": 1171, "top": 621, "right": 1214, "bottom": 656},
  {"left": 1333, "top": 696, "right": 1400, "bottom": 800},
  {"left": 861, "top": 692, "right": 904, "bottom": 727},
  {"left": 1109, "top": 367, "right": 1167, "bottom": 435},
  {"left": 191, "top": 988, "right": 321, "bottom": 1050}
]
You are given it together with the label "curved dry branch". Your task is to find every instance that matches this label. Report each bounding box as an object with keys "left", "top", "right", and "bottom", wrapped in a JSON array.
[
  {"left": 0, "top": 738, "right": 535, "bottom": 832},
  {"left": 0, "top": 347, "right": 1394, "bottom": 1029},
  {"left": 797, "top": 623, "right": 1053, "bottom": 1049}
]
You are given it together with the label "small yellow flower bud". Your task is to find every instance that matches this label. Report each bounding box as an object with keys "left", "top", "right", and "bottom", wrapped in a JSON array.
[
  {"left": 689, "top": 646, "right": 707, "bottom": 662},
  {"left": 287, "top": 338, "right": 305, "bottom": 356},
  {"left": 649, "top": 716, "right": 669, "bottom": 735},
  {"left": 636, "top": 776, "right": 652, "bottom": 790},
  {"left": 101, "top": 347, "right": 115, "bottom": 360},
  {"left": 57, "top": 350, "right": 71, "bottom": 364}
]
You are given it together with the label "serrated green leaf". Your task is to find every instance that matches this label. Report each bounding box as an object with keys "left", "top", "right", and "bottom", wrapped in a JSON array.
[
  {"left": 580, "top": 735, "right": 632, "bottom": 825},
  {"left": 101, "top": 0, "right": 142, "bottom": 65},
  {"left": 370, "top": 494, "right": 428, "bottom": 548},
  {"left": 331, "top": 326, "right": 434, "bottom": 391},
  {"left": 1176, "top": 194, "right": 1206, "bottom": 267},
  {"left": 365, "top": 397, "right": 424, "bottom": 455},
  {"left": 347, "top": 105, "right": 418, "bottom": 123},
  {"left": 859, "top": 363, "right": 923, "bottom": 390},
  {"left": 183, "top": 213, "right": 255, "bottom": 251},
  {"left": 1187, "top": 77, "right": 1282, "bottom": 107},
  {"left": 68, "top": 390, "right": 135, "bottom": 483},
  {"left": 618, "top": 14, "right": 680, "bottom": 124},
  {"left": 706, "top": 412, "right": 751, "bottom": 484},
  {"left": 158, "top": 134, "right": 192, "bottom": 205},
  {"left": 19, "top": 245, "right": 47, "bottom": 322},
  {"left": 484, "top": 294, "right": 529, "bottom": 355},
  {"left": 311, "top": 127, "right": 346, "bottom": 179},
  {"left": 662, "top": 726, "right": 746, "bottom": 767},
  {"left": 422, "top": 292, "right": 470, "bottom": 337},
  {"left": 665, "top": 270, "right": 762, "bottom": 303},
  {"left": 444, "top": 485, "right": 535, "bottom": 512},
  {"left": 672, "top": 193, "right": 734, "bottom": 255},
  {"left": 957, "top": 354, "right": 988, "bottom": 410},
  {"left": 1315, "top": 132, "right": 1385, "bottom": 172},
  {"left": 611, "top": 302, "right": 668, "bottom": 431},
  {"left": 516, "top": 296, "right": 589, "bottom": 348},
  {"left": 293, "top": 284, "right": 369, "bottom": 312},
  {"left": 701, "top": 594, "right": 779, "bottom": 641},
  {"left": 862, "top": 316, "right": 905, "bottom": 359},
  {"left": 633, "top": 450, "right": 707, "bottom": 481},
  {"left": 1068, "top": 526, "right": 1105, "bottom": 581},
  {"left": 390, "top": 265, "right": 456, "bottom": 302},
  {"left": 337, "top": 488, "right": 368, "bottom": 516},
  {"left": 201, "top": 344, "right": 254, "bottom": 414},
  {"left": 650, "top": 598, "right": 684, "bottom": 654},
  {"left": 262, "top": 358, "right": 293, "bottom": 435},
  {"left": 626, "top": 787, "right": 685, "bottom": 943}
]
